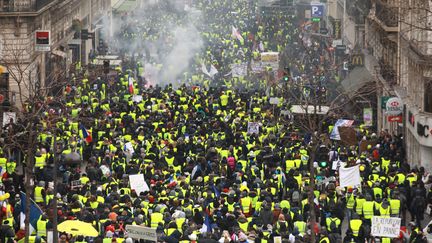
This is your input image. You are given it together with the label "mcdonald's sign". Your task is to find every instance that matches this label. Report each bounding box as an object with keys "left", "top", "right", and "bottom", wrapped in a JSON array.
[{"left": 351, "top": 54, "right": 364, "bottom": 67}]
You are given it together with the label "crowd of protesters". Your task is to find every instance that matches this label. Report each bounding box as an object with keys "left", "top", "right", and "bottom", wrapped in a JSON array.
[{"left": 0, "top": 0, "right": 431, "bottom": 243}]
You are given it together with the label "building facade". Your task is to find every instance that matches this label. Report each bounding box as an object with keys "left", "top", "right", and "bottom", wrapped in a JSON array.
[
  {"left": 0, "top": 0, "right": 111, "bottom": 108},
  {"left": 366, "top": 0, "right": 432, "bottom": 170}
]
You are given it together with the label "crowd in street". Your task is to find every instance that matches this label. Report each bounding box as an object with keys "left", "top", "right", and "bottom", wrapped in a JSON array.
[{"left": 0, "top": 0, "right": 431, "bottom": 243}]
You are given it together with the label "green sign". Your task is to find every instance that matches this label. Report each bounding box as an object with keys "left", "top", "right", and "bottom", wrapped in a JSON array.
[
  {"left": 381, "top": 96, "right": 391, "bottom": 109},
  {"left": 312, "top": 18, "right": 321, "bottom": 22}
]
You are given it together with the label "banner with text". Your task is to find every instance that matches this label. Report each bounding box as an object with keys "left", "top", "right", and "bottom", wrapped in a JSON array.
[{"left": 371, "top": 216, "right": 401, "bottom": 238}]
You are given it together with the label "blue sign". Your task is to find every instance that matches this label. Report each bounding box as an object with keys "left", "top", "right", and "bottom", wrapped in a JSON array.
[{"left": 311, "top": 5, "right": 324, "bottom": 18}]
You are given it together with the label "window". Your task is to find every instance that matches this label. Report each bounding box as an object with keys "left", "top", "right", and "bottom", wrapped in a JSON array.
[{"left": 425, "top": 79, "right": 432, "bottom": 113}]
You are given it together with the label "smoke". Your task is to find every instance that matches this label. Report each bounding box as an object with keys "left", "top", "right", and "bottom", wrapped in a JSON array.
[
  {"left": 159, "top": 24, "right": 203, "bottom": 85},
  {"left": 102, "top": 1, "right": 204, "bottom": 87}
]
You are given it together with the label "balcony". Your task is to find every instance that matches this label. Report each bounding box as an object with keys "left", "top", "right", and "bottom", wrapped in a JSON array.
[
  {"left": 0, "top": 0, "right": 55, "bottom": 13},
  {"left": 368, "top": 0, "right": 399, "bottom": 32}
]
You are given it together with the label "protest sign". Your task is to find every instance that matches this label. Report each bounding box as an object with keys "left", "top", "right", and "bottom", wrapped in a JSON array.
[
  {"left": 339, "top": 165, "right": 361, "bottom": 187},
  {"left": 129, "top": 174, "right": 150, "bottom": 195},
  {"left": 126, "top": 225, "right": 157, "bottom": 241},
  {"left": 338, "top": 127, "right": 357, "bottom": 146},
  {"left": 330, "top": 119, "right": 354, "bottom": 140},
  {"left": 269, "top": 97, "right": 280, "bottom": 105},
  {"left": 371, "top": 216, "right": 401, "bottom": 238},
  {"left": 231, "top": 63, "right": 247, "bottom": 77},
  {"left": 247, "top": 122, "right": 260, "bottom": 134}
]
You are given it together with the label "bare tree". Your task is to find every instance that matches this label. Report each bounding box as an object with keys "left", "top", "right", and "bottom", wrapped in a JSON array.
[{"left": 0, "top": 37, "right": 67, "bottom": 242}]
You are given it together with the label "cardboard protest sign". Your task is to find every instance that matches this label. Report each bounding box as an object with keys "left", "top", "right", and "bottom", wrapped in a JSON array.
[{"left": 371, "top": 216, "right": 401, "bottom": 238}]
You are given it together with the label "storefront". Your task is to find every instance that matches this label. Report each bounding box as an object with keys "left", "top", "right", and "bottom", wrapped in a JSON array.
[{"left": 405, "top": 105, "right": 432, "bottom": 171}]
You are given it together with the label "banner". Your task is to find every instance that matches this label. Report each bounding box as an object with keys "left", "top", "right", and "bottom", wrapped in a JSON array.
[
  {"left": 371, "top": 216, "right": 401, "bottom": 238},
  {"left": 330, "top": 119, "right": 354, "bottom": 140},
  {"left": 129, "top": 174, "right": 150, "bottom": 195},
  {"left": 339, "top": 165, "right": 361, "bottom": 187},
  {"left": 126, "top": 225, "right": 157, "bottom": 241},
  {"left": 231, "top": 63, "right": 247, "bottom": 78},
  {"left": 363, "top": 108, "right": 373, "bottom": 126}
]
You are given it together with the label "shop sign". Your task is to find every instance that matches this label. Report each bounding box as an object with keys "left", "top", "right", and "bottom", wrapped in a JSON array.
[{"left": 385, "top": 97, "right": 403, "bottom": 115}]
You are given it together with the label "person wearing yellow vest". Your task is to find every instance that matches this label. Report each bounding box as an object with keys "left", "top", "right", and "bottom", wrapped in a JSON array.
[
  {"left": 362, "top": 198, "right": 376, "bottom": 224},
  {"left": 389, "top": 192, "right": 401, "bottom": 217},
  {"left": 36, "top": 214, "right": 49, "bottom": 238},
  {"left": 325, "top": 213, "right": 341, "bottom": 234},
  {"left": 318, "top": 227, "right": 330, "bottom": 243},
  {"left": 220, "top": 91, "right": 229, "bottom": 109},
  {"left": 240, "top": 193, "right": 252, "bottom": 216},
  {"left": 354, "top": 193, "right": 366, "bottom": 217},
  {"left": 349, "top": 213, "right": 363, "bottom": 237},
  {"left": 379, "top": 199, "right": 391, "bottom": 217},
  {"left": 34, "top": 181, "right": 46, "bottom": 205},
  {"left": 150, "top": 210, "right": 164, "bottom": 228}
]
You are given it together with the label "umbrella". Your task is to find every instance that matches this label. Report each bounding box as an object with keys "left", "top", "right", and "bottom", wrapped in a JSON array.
[{"left": 57, "top": 220, "right": 99, "bottom": 237}]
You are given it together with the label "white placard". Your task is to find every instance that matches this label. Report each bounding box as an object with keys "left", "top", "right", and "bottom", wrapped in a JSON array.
[
  {"left": 332, "top": 160, "right": 346, "bottom": 171},
  {"left": 247, "top": 122, "right": 260, "bottom": 135},
  {"left": 126, "top": 225, "right": 157, "bottom": 241},
  {"left": 339, "top": 165, "right": 361, "bottom": 187},
  {"left": 132, "top": 95, "right": 143, "bottom": 103},
  {"left": 124, "top": 142, "right": 135, "bottom": 154},
  {"left": 2, "top": 112, "right": 16, "bottom": 127},
  {"left": 371, "top": 216, "right": 401, "bottom": 238},
  {"left": 129, "top": 174, "right": 150, "bottom": 195},
  {"left": 269, "top": 97, "right": 280, "bottom": 105}
]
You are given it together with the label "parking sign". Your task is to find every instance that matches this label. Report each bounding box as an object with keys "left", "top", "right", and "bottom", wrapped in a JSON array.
[{"left": 311, "top": 4, "right": 324, "bottom": 18}]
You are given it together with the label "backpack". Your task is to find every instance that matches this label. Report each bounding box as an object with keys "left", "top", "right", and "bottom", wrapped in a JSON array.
[
  {"left": 327, "top": 196, "right": 337, "bottom": 210},
  {"left": 329, "top": 233, "right": 342, "bottom": 243},
  {"left": 329, "top": 218, "right": 338, "bottom": 232}
]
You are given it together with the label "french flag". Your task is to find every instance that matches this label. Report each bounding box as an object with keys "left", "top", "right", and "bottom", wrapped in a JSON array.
[
  {"left": 128, "top": 76, "right": 134, "bottom": 94},
  {"left": 79, "top": 124, "right": 92, "bottom": 143}
]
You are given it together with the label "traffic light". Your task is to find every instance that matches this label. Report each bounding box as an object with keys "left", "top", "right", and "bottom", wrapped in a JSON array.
[
  {"left": 319, "top": 161, "right": 328, "bottom": 167},
  {"left": 103, "top": 60, "right": 110, "bottom": 74}
]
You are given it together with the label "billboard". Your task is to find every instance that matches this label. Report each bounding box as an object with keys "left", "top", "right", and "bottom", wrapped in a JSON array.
[{"left": 35, "top": 30, "right": 51, "bottom": 51}]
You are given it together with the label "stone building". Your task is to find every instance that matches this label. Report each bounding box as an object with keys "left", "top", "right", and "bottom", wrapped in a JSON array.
[{"left": 0, "top": 0, "right": 111, "bottom": 108}]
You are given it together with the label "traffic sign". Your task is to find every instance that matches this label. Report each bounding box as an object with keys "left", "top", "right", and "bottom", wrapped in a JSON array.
[
  {"left": 387, "top": 115, "right": 402, "bottom": 123},
  {"left": 311, "top": 4, "right": 324, "bottom": 18}
]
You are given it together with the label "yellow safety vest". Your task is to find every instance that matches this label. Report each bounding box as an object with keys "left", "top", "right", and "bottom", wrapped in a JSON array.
[
  {"left": 37, "top": 217, "right": 48, "bottom": 236},
  {"left": 363, "top": 201, "right": 375, "bottom": 219},
  {"left": 241, "top": 197, "right": 251, "bottom": 214},
  {"left": 34, "top": 186, "right": 44, "bottom": 203},
  {"left": 35, "top": 155, "right": 46, "bottom": 168},
  {"left": 389, "top": 199, "right": 400, "bottom": 216},
  {"left": 150, "top": 212, "right": 163, "bottom": 228},
  {"left": 350, "top": 219, "right": 362, "bottom": 236},
  {"left": 294, "top": 221, "right": 306, "bottom": 234},
  {"left": 355, "top": 198, "right": 366, "bottom": 215}
]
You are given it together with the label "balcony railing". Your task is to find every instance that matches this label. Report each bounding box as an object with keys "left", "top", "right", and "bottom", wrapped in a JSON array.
[
  {"left": 0, "top": 0, "right": 55, "bottom": 12},
  {"left": 375, "top": 0, "right": 399, "bottom": 28}
]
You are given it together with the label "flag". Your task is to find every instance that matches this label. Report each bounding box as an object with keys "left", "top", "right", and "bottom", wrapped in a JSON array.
[
  {"left": 202, "top": 63, "right": 219, "bottom": 78},
  {"left": 128, "top": 76, "right": 134, "bottom": 94},
  {"left": 79, "top": 124, "right": 93, "bottom": 143},
  {"left": 231, "top": 26, "right": 244, "bottom": 42},
  {"left": 20, "top": 192, "right": 42, "bottom": 234},
  {"left": 330, "top": 119, "right": 354, "bottom": 140},
  {"left": 212, "top": 185, "right": 220, "bottom": 198}
]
